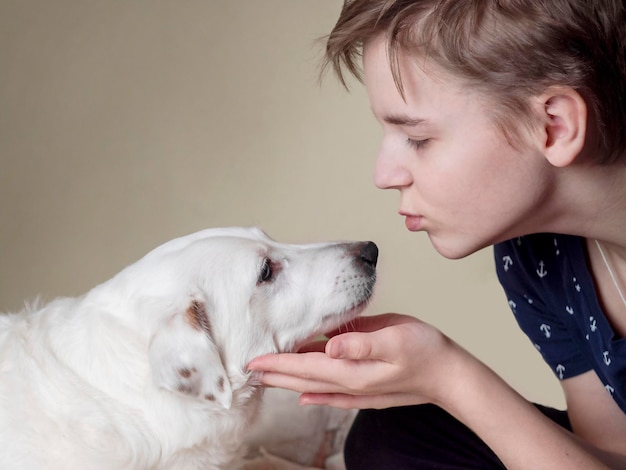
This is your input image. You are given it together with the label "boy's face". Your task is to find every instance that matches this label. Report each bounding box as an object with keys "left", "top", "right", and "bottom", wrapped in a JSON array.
[{"left": 363, "top": 35, "right": 555, "bottom": 259}]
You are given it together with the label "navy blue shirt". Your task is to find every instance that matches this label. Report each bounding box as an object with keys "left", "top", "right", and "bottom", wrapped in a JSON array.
[{"left": 494, "top": 233, "right": 626, "bottom": 413}]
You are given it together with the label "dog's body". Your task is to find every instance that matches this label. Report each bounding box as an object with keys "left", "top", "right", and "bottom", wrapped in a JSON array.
[{"left": 0, "top": 227, "right": 377, "bottom": 469}]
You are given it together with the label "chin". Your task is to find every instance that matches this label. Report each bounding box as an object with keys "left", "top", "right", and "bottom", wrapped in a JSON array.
[{"left": 428, "top": 234, "right": 486, "bottom": 260}]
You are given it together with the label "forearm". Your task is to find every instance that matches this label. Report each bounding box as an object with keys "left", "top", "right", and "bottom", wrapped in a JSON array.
[{"left": 438, "top": 343, "right": 623, "bottom": 469}]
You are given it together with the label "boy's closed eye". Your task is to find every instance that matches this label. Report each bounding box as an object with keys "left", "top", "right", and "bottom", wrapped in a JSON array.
[{"left": 406, "top": 138, "right": 430, "bottom": 150}]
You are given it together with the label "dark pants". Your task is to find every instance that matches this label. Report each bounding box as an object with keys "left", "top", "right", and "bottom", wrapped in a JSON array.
[{"left": 344, "top": 403, "right": 571, "bottom": 469}]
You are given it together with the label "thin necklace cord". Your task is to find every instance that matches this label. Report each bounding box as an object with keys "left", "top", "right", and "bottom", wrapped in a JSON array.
[{"left": 595, "top": 239, "right": 626, "bottom": 309}]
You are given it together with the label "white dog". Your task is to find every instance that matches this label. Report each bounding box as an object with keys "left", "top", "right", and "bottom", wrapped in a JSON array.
[{"left": 0, "top": 227, "right": 377, "bottom": 470}]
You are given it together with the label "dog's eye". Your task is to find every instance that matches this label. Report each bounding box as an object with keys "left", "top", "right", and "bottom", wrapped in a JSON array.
[{"left": 258, "top": 258, "right": 273, "bottom": 283}]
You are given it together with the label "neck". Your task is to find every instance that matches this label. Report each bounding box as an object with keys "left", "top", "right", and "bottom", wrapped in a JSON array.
[{"left": 539, "top": 162, "right": 626, "bottom": 251}]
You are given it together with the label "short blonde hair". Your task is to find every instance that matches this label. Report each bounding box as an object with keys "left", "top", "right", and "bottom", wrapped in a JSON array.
[{"left": 323, "top": 0, "right": 626, "bottom": 164}]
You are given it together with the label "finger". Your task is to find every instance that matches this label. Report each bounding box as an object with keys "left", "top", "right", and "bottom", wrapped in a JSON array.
[
  {"left": 258, "top": 371, "right": 342, "bottom": 394},
  {"left": 250, "top": 352, "right": 387, "bottom": 394},
  {"left": 299, "top": 392, "right": 424, "bottom": 410},
  {"left": 325, "top": 328, "right": 401, "bottom": 361},
  {"left": 249, "top": 351, "right": 377, "bottom": 380},
  {"left": 247, "top": 352, "right": 328, "bottom": 374}
]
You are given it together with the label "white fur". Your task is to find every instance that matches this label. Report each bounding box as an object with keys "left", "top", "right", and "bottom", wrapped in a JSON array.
[{"left": 0, "top": 227, "right": 376, "bottom": 469}]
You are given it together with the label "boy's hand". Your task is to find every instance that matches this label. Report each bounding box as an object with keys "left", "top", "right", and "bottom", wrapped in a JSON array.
[{"left": 247, "top": 313, "right": 463, "bottom": 410}]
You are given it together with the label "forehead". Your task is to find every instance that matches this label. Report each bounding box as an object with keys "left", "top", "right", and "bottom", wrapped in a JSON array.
[{"left": 362, "top": 35, "right": 484, "bottom": 126}]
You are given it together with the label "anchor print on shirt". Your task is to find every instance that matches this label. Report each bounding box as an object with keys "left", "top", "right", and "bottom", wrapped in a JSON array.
[
  {"left": 536, "top": 261, "right": 548, "bottom": 278},
  {"left": 603, "top": 351, "right": 611, "bottom": 366},
  {"left": 508, "top": 300, "right": 517, "bottom": 314},
  {"left": 502, "top": 255, "right": 513, "bottom": 272},
  {"left": 556, "top": 364, "right": 566, "bottom": 380},
  {"left": 586, "top": 316, "right": 598, "bottom": 340},
  {"left": 540, "top": 323, "right": 552, "bottom": 338}
]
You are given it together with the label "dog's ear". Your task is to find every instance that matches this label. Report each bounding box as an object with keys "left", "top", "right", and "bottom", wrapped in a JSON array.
[{"left": 148, "top": 300, "right": 233, "bottom": 409}]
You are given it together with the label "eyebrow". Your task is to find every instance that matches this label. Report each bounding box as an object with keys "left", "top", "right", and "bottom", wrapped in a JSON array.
[{"left": 382, "top": 113, "right": 426, "bottom": 126}]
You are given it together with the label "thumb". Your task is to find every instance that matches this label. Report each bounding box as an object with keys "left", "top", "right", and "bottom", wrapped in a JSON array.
[{"left": 326, "top": 331, "right": 385, "bottom": 360}]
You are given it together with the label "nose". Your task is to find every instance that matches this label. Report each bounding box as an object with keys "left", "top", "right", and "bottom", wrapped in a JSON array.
[
  {"left": 373, "top": 144, "right": 413, "bottom": 190},
  {"left": 359, "top": 241, "right": 378, "bottom": 268}
]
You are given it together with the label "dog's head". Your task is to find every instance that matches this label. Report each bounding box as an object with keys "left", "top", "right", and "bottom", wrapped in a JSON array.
[{"left": 109, "top": 227, "right": 377, "bottom": 409}]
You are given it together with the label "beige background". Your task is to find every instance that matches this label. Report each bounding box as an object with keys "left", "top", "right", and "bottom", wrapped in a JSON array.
[{"left": 0, "top": 1, "right": 563, "bottom": 408}]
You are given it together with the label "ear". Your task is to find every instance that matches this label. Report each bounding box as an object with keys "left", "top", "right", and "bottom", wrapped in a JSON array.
[
  {"left": 537, "top": 86, "right": 587, "bottom": 167},
  {"left": 149, "top": 300, "right": 233, "bottom": 409}
]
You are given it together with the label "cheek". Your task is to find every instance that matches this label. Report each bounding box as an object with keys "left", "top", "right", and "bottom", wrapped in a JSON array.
[{"left": 416, "top": 139, "right": 524, "bottom": 227}]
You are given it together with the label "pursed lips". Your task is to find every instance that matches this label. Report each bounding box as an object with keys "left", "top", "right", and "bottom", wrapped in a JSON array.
[{"left": 400, "top": 211, "right": 424, "bottom": 232}]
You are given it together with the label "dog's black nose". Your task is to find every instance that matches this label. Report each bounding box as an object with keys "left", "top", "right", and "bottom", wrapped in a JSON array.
[{"left": 359, "top": 241, "right": 378, "bottom": 268}]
